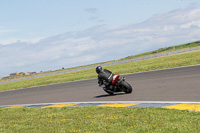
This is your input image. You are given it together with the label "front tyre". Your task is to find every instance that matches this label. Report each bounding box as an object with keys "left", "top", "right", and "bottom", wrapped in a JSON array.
[{"left": 120, "top": 81, "right": 132, "bottom": 94}]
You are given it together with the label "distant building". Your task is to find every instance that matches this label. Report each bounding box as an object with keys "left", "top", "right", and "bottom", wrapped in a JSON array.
[
  {"left": 0, "top": 71, "right": 37, "bottom": 80},
  {"left": 9, "top": 73, "right": 17, "bottom": 76},
  {"left": 0, "top": 73, "right": 21, "bottom": 80},
  {"left": 0, "top": 76, "right": 10, "bottom": 80}
]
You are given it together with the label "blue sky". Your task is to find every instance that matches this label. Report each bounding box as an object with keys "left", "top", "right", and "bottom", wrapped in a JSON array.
[{"left": 1, "top": 0, "right": 200, "bottom": 77}]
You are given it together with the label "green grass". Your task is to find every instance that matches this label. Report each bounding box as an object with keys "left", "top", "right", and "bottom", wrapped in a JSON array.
[
  {"left": 123, "top": 40, "right": 200, "bottom": 59},
  {"left": 0, "top": 49, "right": 200, "bottom": 92},
  {"left": 0, "top": 107, "right": 200, "bottom": 133}
]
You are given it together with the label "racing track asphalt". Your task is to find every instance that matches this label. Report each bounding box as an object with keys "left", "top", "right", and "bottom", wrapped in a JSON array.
[{"left": 0, "top": 65, "right": 200, "bottom": 106}]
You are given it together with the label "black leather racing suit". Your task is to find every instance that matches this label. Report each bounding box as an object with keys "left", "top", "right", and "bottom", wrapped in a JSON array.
[{"left": 98, "top": 69, "right": 113, "bottom": 88}]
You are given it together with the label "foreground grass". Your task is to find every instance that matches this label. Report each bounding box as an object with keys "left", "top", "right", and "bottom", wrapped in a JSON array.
[
  {"left": 0, "top": 107, "right": 200, "bottom": 133},
  {"left": 0, "top": 49, "right": 200, "bottom": 91}
]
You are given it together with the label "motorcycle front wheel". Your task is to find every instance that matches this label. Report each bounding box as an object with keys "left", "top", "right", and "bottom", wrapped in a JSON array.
[{"left": 120, "top": 81, "right": 132, "bottom": 94}]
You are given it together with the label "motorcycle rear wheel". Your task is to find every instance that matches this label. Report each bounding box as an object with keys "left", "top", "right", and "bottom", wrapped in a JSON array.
[
  {"left": 103, "top": 87, "right": 114, "bottom": 95},
  {"left": 120, "top": 81, "right": 132, "bottom": 94}
]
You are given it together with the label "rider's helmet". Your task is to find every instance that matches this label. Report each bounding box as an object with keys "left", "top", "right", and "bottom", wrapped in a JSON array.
[{"left": 96, "top": 66, "right": 102, "bottom": 74}]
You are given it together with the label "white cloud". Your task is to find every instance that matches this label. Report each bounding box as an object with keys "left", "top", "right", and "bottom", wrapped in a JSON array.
[
  {"left": 0, "top": 37, "right": 45, "bottom": 45},
  {"left": 163, "top": 25, "right": 176, "bottom": 31},
  {"left": 28, "top": 37, "right": 47, "bottom": 43},
  {"left": 0, "top": 38, "right": 21, "bottom": 45},
  {"left": 180, "top": 20, "right": 200, "bottom": 29}
]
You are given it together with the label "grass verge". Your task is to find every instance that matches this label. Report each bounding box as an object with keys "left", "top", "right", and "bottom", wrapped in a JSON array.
[
  {"left": 123, "top": 40, "right": 200, "bottom": 59},
  {"left": 0, "top": 106, "right": 200, "bottom": 133},
  {"left": 0, "top": 49, "right": 200, "bottom": 92}
]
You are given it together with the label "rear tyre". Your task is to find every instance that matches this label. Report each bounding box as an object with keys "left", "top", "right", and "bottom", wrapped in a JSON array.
[
  {"left": 120, "top": 81, "right": 132, "bottom": 94},
  {"left": 103, "top": 87, "right": 114, "bottom": 95}
]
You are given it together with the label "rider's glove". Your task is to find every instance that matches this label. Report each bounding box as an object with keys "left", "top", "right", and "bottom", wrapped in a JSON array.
[{"left": 98, "top": 81, "right": 102, "bottom": 86}]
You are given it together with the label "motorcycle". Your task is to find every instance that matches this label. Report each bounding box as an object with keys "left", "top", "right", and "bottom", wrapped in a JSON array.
[{"left": 98, "top": 74, "right": 132, "bottom": 95}]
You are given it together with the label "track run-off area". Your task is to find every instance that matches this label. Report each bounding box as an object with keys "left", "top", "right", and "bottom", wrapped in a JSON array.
[{"left": 0, "top": 65, "right": 200, "bottom": 111}]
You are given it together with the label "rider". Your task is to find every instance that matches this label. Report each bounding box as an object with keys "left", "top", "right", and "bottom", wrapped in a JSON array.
[{"left": 96, "top": 66, "right": 114, "bottom": 90}]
